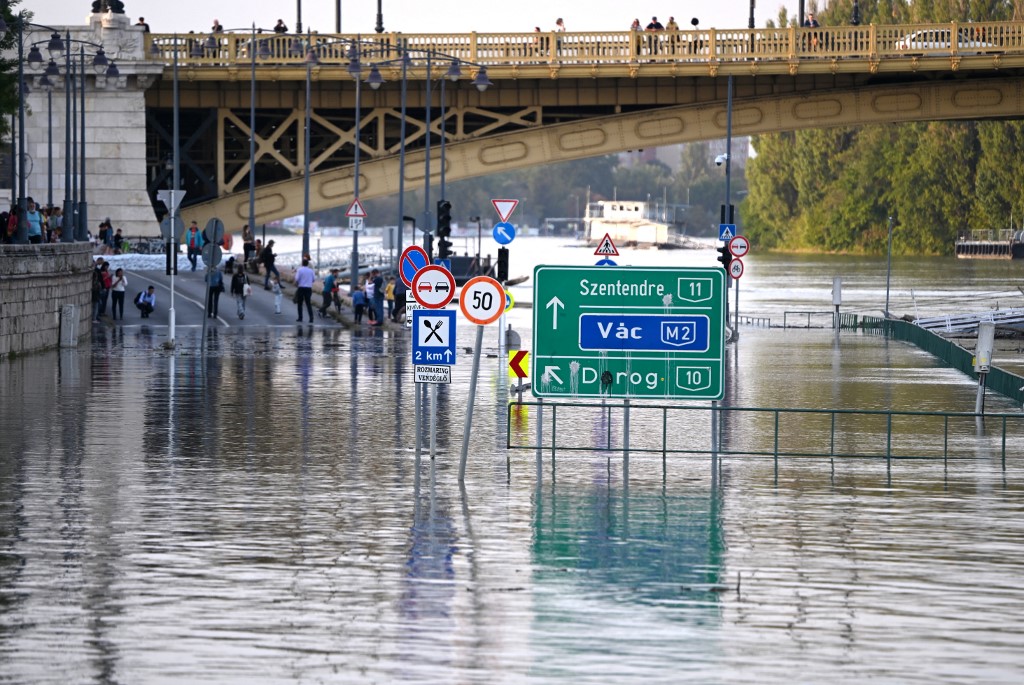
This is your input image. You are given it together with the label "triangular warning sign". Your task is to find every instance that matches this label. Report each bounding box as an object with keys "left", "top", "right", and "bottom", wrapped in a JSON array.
[
  {"left": 594, "top": 233, "right": 619, "bottom": 256},
  {"left": 346, "top": 199, "right": 367, "bottom": 218},
  {"left": 491, "top": 199, "right": 519, "bottom": 223}
]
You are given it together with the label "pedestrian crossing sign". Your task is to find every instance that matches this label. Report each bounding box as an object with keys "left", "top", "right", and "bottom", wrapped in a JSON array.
[
  {"left": 718, "top": 224, "right": 736, "bottom": 241},
  {"left": 593, "top": 233, "right": 619, "bottom": 256}
]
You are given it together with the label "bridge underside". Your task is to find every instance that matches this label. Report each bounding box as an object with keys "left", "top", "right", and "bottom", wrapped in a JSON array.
[{"left": 145, "top": 67, "right": 1024, "bottom": 226}]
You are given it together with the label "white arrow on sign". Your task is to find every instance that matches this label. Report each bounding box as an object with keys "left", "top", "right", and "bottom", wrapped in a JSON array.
[
  {"left": 444, "top": 349, "right": 453, "bottom": 362},
  {"left": 543, "top": 366, "right": 563, "bottom": 385},
  {"left": 496, "top": 224, "right": 512, "bottom": 241},
  {"left": 546, "top": 296, "right": 564, "bottom": 330}
]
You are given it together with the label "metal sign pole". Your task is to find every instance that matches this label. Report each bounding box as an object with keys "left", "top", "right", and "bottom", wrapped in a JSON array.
[
  {"left": 429, "top": 383, "right": 438, "bottom": 460},
  {"left": 414, "top": 383, "right": 422, "bottom": 458},
  {"left": 623, "top": 398, "right": 630, "bottom": 474},
  {"left": 458, "top": 325, "right": 485, "bottom": 482}
]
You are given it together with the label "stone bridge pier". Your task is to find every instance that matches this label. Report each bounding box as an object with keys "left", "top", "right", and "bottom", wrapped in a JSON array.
[{"left": 17, "top": 10, "right": 163, "bottom": 237}]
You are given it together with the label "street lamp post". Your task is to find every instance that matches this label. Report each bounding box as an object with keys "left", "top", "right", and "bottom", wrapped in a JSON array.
[
  {"left": 349, "top": 44, "right": 362, "bottom": 291},
  {"left": 303, "top": 35, "right": 313, "bottom": 258}
]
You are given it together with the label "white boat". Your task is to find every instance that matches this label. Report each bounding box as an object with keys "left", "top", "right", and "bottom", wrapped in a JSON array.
[{"left": 584, "top": 200, "right": 695, "bottom": 248}]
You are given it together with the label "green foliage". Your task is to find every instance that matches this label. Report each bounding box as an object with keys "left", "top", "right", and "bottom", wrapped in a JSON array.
[{"left": 0, "top": 1, "right": 27, "bottom": 145}]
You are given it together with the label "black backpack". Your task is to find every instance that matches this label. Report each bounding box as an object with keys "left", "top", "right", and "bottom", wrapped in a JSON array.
[{"left": 134, "top": 291, "right": 144, "bottom": 306}]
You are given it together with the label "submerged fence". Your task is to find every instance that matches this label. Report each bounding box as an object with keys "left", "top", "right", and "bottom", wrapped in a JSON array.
[{"left": 508, "top": 401, "right": 1023, "bottom": 466}]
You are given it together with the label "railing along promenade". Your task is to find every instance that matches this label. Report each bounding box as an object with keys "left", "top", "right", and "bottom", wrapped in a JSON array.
[{"left": 147, "top": 21, "right": 1024, "bottom": 72}]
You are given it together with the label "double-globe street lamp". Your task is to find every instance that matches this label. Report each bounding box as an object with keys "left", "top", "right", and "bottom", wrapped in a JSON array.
[
  {"left": 4, "top": 11, "right": 119, "bottom": 243},
  {"left": 362, "top": 49, "right": 491, "bottom": 271}
]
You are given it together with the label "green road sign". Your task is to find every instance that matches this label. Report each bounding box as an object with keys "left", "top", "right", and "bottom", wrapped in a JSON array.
[{"left": 532, "top": 265, "right": 725, "bottom": 400}]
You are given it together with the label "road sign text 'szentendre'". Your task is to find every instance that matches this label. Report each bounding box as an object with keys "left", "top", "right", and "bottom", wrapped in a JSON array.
[{"left": 532, "top": 265, "right": 725, "bottom": 400}]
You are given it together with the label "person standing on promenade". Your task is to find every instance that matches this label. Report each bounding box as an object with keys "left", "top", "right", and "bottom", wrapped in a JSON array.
[
  {"left": 369, "top": 269, "right": 385, "bottom": 326},
  {"left": 392, "top": 277, "right": 407, "bottom": 322},
  {"left": 352, "top": 285, "right": 367, "bottom": 324},
  {"left": 185, "top": 221, "right": 204, "bottom": 271},
  {"left": 262, "top": 240, "right": 279, "bottom": 289},
  {"left": 93, "top": 261, "right": 112, "bottom": 321},
  {"left": 272, "top": 277, "right": 283, "bottom": 314},
  {"left": 385, "top": 276, "right": 396, "bottom": 320},
  {"left": 206, "top": 267, "right": 224, "bottom": 318},
  {"left": 242, "top": 224, "right": 255, "bottom": 265},
  {"left": 110, "top": 268, "right": 127, "bottom": 321},
  {"left": 25, "top": 199, "right": 43, "bottom": 244},
  {"left": 231, "top": 265, "right": 250, "bottom": 319},
  {"left": 295, "top": 258, "right": 315, "bottom": 323}
]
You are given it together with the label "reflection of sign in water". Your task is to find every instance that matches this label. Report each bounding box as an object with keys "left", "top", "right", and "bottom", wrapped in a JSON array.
[{"left": 532, "top": 485, "right": 726, "bottom": 604}]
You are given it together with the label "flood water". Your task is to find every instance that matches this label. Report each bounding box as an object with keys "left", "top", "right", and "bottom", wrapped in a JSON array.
[{"left": 2, "top": 242, "right": 1023, "bottom": 683}]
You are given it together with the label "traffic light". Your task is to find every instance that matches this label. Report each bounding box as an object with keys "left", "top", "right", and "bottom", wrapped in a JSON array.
[
  {"left": 436, "top": 200, "right": 452, "bottom": 260},
  {"left": 716, "top": 244, "right": 732, "bottom": 270},
  {"left": 497, "top": 247, "right": 509, "bottom": 282}
]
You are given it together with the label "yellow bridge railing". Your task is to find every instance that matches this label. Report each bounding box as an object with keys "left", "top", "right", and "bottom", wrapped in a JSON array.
[{"left": 147, "top": 22, "right": 1024, "bottom": 69}]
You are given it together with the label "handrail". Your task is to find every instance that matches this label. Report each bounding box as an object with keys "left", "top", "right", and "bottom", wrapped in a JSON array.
[
  {"left": 145, "top": 21, "right": 1024, "bottom": 69},
  {"left": 507, "top": 401, "right": 1023, "bottom": 464}
]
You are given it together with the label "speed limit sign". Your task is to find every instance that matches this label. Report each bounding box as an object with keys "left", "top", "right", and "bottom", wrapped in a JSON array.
[{"left": 459, "top": 276, "right": 505, "bottom": 325}]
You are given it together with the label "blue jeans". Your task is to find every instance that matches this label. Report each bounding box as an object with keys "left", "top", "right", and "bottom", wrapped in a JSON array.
[
  {"left": 372, "top": 296, "right": 384, "bottom": 324},
  {"left": 264, "top": 264, "right": 279, "bottom": 287}
]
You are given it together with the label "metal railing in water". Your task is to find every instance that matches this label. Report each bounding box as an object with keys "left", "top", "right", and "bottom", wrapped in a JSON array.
[{"left": 508, "top": 401, "right": 1023, "bottom": 466}]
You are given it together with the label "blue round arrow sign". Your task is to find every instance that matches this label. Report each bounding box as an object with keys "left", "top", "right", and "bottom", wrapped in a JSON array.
[{"left": 492, "top": 222, "right": 516, "bottom": 245}]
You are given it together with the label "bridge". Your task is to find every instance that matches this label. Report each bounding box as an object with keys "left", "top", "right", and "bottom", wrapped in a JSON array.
[{"left": 13, "top": 14, "right": 1024, "bottom": 234}]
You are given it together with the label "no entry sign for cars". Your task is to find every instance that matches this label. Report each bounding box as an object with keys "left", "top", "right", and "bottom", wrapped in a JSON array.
[{"left": 412, "top": 264, "right": 455, "bottom": 309}]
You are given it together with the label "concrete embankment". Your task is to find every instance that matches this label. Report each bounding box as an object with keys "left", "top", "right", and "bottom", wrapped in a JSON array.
[{"left": 1, "top": 244, "right": 94, "bottom": 359}]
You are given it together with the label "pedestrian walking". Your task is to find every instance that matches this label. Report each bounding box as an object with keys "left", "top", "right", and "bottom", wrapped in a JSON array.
[
  {"left": 295, "top": 258, "right": 315, "bottom": 322},
  {"left": 231, "top": 265, "right": 250, "bottom": 319},
  {"left": 185, "top": 221, "right": 204, "bottom": 271},
  {"left": 110, "top": 267, "right": 127, "bottom": 320},
  {"left": 206, "top": 267, "right": 224, "bottom": 318},
  {"left": 318, "top": 268, "right": 340, "bottom": 318},
  {"left": 262, "top": 240, "right": 279, "bottom": 288}
]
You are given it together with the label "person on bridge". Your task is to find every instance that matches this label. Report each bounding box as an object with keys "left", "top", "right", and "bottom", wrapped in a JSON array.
[
  {"left": 185, "top": 221, "right": 204, "bottom": 271},
  {"left": 211, "top": 19, "right": 224, "bottom": 33},
  {"left": 295, "top": 259, "right": 316, "bottom": 323},
  {"left": 274, "top": 19, "right": 288, "bottom": 34},
  {"left": 135, "top": 17, "right": 150, "bottom": 33},
  {"left": 136, "top": 286, "right": 156, "bottom": 319},
  {"left": 262, "top": 240, "right": 279, "bottom": 288},
  {"left": 231, "top": 265, "right": 251, "bottom": 319}
]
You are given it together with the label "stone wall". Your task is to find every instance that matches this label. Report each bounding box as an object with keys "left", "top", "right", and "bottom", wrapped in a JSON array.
[{"left": 0, "top": 244, "right": 94, "bottom": 359}]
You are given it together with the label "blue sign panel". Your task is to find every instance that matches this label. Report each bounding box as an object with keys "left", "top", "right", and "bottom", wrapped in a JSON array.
[
  {"left": 718, "top": 224, "right": 736, "bottom": 241},
  {"left": 595, "top": 258, "right": 617, "bottom": 267},
  {"left": 433, "top": 258, "right": 452, "bottom": 271},
  {"left": 493, "top": 222, "right": 516, "bottom": 245},
  {"left": 578, "top": 313, "right": 710, "bottom": 353},
  {"left": 412, "top": 309, "right": 457, "bottom": 365}
]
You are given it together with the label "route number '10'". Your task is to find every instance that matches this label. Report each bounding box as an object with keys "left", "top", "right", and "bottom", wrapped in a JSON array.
[{"left": 676, "top": 366, "right": 713, "bottom": 391}]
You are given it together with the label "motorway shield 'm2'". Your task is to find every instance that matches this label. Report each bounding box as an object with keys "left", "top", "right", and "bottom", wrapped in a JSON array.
[{"left": 532, "top": 265, "right": 725, "bottom": 400}]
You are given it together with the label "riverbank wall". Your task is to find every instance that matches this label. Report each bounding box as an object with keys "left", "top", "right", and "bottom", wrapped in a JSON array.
[{"left": 0, "top": 244, "right": 94, "bottom": 359}]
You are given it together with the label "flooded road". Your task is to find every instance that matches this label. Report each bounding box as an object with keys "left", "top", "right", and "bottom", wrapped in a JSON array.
[{"left": 2, "top": 315, "right": 1023, "bottom": 682}]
